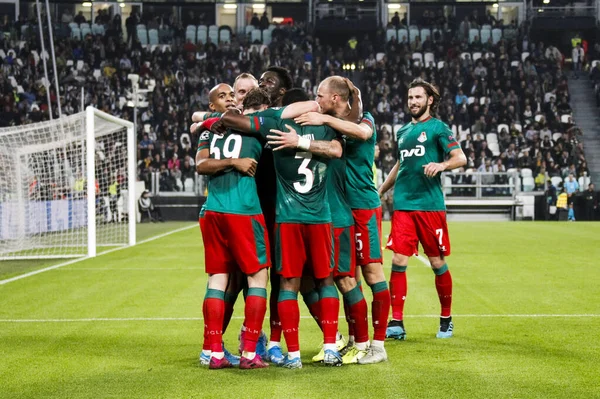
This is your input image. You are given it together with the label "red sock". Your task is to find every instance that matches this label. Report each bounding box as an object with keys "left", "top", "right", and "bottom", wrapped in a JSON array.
[
  {"left": 202, "top": 298, "right": 210, "bottom": 351},
  {"left": 390, "top": 267, "right": 407, "bottom": 320},
  {"left": 204, "top": 294, "right": 225, "bottom": 353},
  {"left": 318, "top": 285, "right": 339, "bottom": 345},
  {"left": 370, "top": 282, "right": 391, "bottom": 341},
  {"left": 349, "top": 297, "right": 369, "bottom": 343},
  {"left": 278, "top": 295, "right": 300, "bottom": 352},
  {"left": 269, "top": 274, "right": 282, "bottom": 342},
  {"left": 435, "top": 268, "right": 453, "bottom": 317},
  {"left": 243, "top": 289, "right": 267, "bottom": 353}
]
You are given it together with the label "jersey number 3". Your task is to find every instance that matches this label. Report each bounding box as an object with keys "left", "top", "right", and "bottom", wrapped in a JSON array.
[
  {"left": 294, "top": 152, "right": 314, "bottom": 194},
  {"left": 210, "top": 135, "right": 242, "bottom": 159}
]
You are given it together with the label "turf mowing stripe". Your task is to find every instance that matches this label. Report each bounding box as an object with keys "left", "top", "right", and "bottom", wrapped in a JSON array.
[
  {"left": 0, "top": 224, "right": 198, "bottom": 286},
  {"left": 1, "top": 314, "right": 599, "bottom": 323}
]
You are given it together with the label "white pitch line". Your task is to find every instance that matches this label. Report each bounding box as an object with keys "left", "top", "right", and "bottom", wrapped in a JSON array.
[
  {"left": 55, "top": 268, "right": 204, "bottom": 271},
  {"left": 0, "top": 224, "right": 198, "bottom": 286},
  {"left": 1, "top": 314, "right": 599, "bottom": 323}
]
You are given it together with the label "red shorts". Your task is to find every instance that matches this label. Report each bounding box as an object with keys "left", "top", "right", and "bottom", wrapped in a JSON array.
[
  {"left": 199, "top": 211, "right": 271, "bottom": 275},
  {"left": 274, "top": 223, "right": 333, "bottom": 279},
  {"left": 386, "top": 211, "right": 451, "bottom": 258},
  {"left": 333, "top": 226, "right": 356, "bottom": 278},
  {"left": 352, "top": 207, "right": 383, "bottom": 265}
]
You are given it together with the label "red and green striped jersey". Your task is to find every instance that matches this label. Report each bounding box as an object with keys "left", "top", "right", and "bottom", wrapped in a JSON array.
[
  {"left": 345, "top": 112, "right": 381, "bottom": 210},
  {"left": 197, "top": 129, "right": 263, "bottom": 215},
  {"left": 250, "top": 116, "right": 337, "bottom": 224},
  {"left": 394, "top": 117, "right": 460, "bottom": 211}
]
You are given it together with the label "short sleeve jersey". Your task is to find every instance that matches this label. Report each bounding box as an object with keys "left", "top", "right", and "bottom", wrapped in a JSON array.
[
  {"left": 197, "top": 129, "right": 263, "bottom": 215},
  {"left": 327, "top": 140, "right": 354, "bottom": 228},
  {"left": 345, "top": 112, "right": 381, "bottom": 210},
  {"left": 393, "top": 117, "right": 460, "bottom": 211},
  {"left": 250, "top": 116, "right": 336, "bottom": 224}
]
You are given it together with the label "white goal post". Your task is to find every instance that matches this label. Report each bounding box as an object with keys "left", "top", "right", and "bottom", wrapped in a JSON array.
[{"left": 0, "top": 107, "right": 136, "bottom": 259}]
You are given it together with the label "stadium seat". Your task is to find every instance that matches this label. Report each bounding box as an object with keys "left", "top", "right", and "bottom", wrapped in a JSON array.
[
  {"left": 459, "top": 126, "right": 470, "bottom": 141},
  {"left": 136, "top": 24, "right": 146, "bottom": 31},
  {"left": 186, "top": 29, "right": 196, "bottom": 44},
  {"left": 262, "top": 29, "right": 272, "bottom": 45},
  {"left": 522, "top": 177, "right": 535, "bottom": 192},
  {"left": 534, "top": 114, "right": 544, "bottom": 122},
  {"left": 511, "top": 60, "right": 520, "bottom": 68},
  {"left": 485, "top": 51, "right": 495, "bottom": 60},
  {"left": 481, "top": 24, "right": 492, "bottom": 31},
  {"left": 469, "top": 28, "right": 479, "bottom": 43},
  {"left": 552, "top": 133, "right": 563, "bottom": 141},
  {"left": 268, "top": 24, "right": 276, "bottom": 31},
  {"left": 0, "top": 49, "right": 5, "bottom": 59},
  {"left": 551, "top": 176, "right": 563, "bottom": 187},
  {"left": 77, "top": 60, "right": 84, "bottom": 71},
  {"left": 521, "top": 168, "right": 533, "bottom": 178},
  {"left": 245, "top": 25, "right": 255, "bottom": 35},
  {"left": 412, "top": 52, "right": 423, "bottom": 66},
  {"left": 561, "top": 114, "right": 572, "bottom": 124},
  {"left": 460, "top": 52, "right": 471, "bottom": 60},
  {"left": 397, "top": 29, "right": 409, "bottom": 43},
  {"left": 579, "top": 175, "right": 591, "bottom": 190},
  {"left": 80, "top": 23, "right": 90, "bottom": 30},
  {"left": 81, "top": 27, "right": 91, "bottom": 38},
  {"left": 486, "top": 133, "right": 498, "bottom": 143},
  {"left": 208, "top": 30, "right": 218, "bottom": 44},
  {"left": 492, "top": 28, "right": 502, "bottom": 44},
  {"left": 376, "top": 52, "right": 385, "bottom": 62},
  {"left": 509, "top": 175, "right": 521, "bottom": 194},
  {"left": 521, "top": 52, "right": 530, "bottom": 62},
  {"left": 480, "top": 96, "right": 488, "bottom": 105},
  {"left": 480, "top": 28, "right": 491, "bottom": 44},
  {"left": 220, "top": 30, "right": 231, "bottom": 44},
  {"left": 197, "top": 26, "right": 207, "bottom": 44},
  {"left": 467, "top": 97, "right": 475, "bottom": 105},
  {"left": 93, "top": 69, "right": 101, "bottom": 80},
  {"left": 176, "top": 178, "right": 183, "bottom": 191},
  {"left": 437, "top": 61, "right": 445, "bottom": 70},
  {"left": 497, "top": 123, "right": 509, "bottom": 134},
  {"left": 69, "top": 22, "right": 79, "bottom": 31},
  {"left": 92, "top": 23, "right": 105, "bottom": 36},
  {"left": 386, "top": 29, "right": 397, "bottom": 42},
  {"left": 513, "top": 123, "right": 522, "bottom": 132},
  {"left": 138, "top": 29, "right": 148, "bottom": 45},
  {"left": 451, "top": 124, "right": 458, "bottom": 136},
  {"left": 472, "top": 52, "right": 482, "bottom": 61},
  {"left": 539, "top": 130, "right": 552, "bottom": 140},
  {"left": 409, "top": 28, "right": 419, "bottom": 43},
  {"left": 444, "top": 176, "right": 453, "bottom": 195},
  {"left": 186, "top": 25, "right": 196, "bottom": 32},
  {"left": 184, "top": 178, "right": 194, "bottom": 192},
  {"left": 31, "top": 50, "right": 40, "bottom": 66},
  {"left": 251, "top": 29, "right": 262, "bottom": 43},
  {"left": 420, "top": 28, "right": 431, "bottom": 42},
  {"left": 424, "top": 52, "right": 435, "bottom": 66},
  {"left": 71, "top": 28, "right": 81, "bottom": 40},
  {"left": 592, "top": 60, "right": 600, "bottom": 69},
  {"left": 393, "top": 124, "right": 403, "bottom": 135},
  {"left": 488, "top": 142, "right": 500, "bottom": 156},
  {"left": 148, "top": 29, "right": 159, "bottom": 45}
]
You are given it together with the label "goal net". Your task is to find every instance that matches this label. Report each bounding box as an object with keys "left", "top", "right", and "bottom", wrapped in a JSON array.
[{"left": 0, "top": 107, "right": 136, "bottom": 259}]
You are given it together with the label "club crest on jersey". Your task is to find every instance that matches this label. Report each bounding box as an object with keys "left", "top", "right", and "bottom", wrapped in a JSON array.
[{"left": 418, "top": 131, "right": 427, "bottom": 143}]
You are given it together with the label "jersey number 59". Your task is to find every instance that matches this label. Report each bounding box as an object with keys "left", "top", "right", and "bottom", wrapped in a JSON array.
[{"left": 210, "top": 135, "right": 242, "bottom": 159}]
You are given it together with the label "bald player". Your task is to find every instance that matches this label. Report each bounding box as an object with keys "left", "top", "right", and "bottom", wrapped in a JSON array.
[
  {"left": 234, "top": 73, "right": 259, "bottom": 105},
  {"left": 295, "top": 76, "right": 391, "bottom": 364}
]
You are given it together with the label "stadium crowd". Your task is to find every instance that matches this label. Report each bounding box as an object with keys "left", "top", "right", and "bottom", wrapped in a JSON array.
[{"left": 0, "top": 8, "right": 591, "bottom": 200}]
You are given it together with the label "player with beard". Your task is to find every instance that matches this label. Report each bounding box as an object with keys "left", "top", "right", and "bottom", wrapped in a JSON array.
[{"left": 378, "top": 79, "right": 466, "bottom": 340}]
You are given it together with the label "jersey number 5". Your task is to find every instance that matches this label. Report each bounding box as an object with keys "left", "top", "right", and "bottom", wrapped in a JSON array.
[
  {"left": 210, "top": 135, "right": 242, "bottom": 159},
  {"left": 294, "top": 152, "right": 314, "bottom": 194}
]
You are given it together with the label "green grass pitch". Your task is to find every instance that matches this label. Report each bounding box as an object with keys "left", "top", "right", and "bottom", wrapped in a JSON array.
[{"left": 1, "top": 221, "right": 599, "bottom": 398}]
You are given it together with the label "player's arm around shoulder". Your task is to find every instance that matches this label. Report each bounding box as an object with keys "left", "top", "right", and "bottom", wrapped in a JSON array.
[
  {"left": 266, "top": 124, "right": 342, "bottom": 159},
  {"left": 195, "top": 130, "right": 257, "bottom": 177},
  {"left": 294, "top": 112, "right": 373, "bottom": 141},
  {"left": 280, "top": 101, "right": 321, "bottom": 119}
]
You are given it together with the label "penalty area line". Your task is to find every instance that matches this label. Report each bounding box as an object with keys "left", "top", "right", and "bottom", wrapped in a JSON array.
[
  {"left": 0, "top": 224, "right": 198, "bottom": 286},
  {"left": 1, "top": 314, "right": 599, "bottom": 323}
]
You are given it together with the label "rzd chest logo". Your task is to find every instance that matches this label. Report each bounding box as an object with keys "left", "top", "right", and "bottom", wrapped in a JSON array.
[{"left": 399, "top": 145, "right": 425, "bottom": 161}]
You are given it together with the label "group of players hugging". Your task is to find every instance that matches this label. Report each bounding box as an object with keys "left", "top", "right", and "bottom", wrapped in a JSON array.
[{"left": 190, "top": 66, "right": 467, "bottom": 369}]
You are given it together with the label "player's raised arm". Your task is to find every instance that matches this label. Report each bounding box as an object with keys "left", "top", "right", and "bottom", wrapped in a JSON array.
[
  {"left": 379, "top": 161, "right": 399, "bottom": 196},
  {"left": 280, "top": 101, "right": 321, "bottom": 119},
  {"left": 294, "top": 112, "right": 373, "bottom": 141},
  {"left": 266, "top": 124, "right": 342, "bottom": 159},
  {"left": 344, "top": 77, "right": 363, "bottom": 124}
]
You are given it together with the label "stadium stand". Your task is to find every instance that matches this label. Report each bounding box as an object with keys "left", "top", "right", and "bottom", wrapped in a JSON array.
[{"left": 0, "top": 9, "right": 589, "bottom": 199}]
